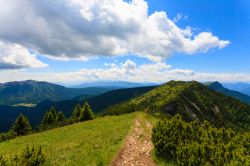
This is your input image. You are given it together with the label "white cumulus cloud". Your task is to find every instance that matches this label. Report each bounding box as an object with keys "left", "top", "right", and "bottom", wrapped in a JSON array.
[
  {"left": 0, "top": 0, "right": 230, "bottom": 69},
  {"left": 0, "top": 41, "right": 48, "bottom": 69}
]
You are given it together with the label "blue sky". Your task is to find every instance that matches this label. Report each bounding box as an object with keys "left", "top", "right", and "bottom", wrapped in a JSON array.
[
  {"left": 0, "top": 0, "right": 249, "bottom": 83},
  {"left": 147, "top": 0, "right": 250, "bottom": 73}
]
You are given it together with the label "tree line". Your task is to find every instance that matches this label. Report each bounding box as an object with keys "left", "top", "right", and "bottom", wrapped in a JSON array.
[{"left": 0, "top": 101, "right": 95, "bottom": 143}]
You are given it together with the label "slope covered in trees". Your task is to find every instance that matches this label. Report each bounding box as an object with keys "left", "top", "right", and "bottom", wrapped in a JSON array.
[
  {"left": 105, "top": 81, "right": 250, "bottom": 131},
  {"left": 0, "top": 80, "right": 111, "bottom": 106}
]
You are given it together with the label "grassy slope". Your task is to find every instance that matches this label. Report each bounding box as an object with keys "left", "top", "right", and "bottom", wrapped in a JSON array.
[{"left": 0, "top": 113, "right": 138, "bottom": 166}]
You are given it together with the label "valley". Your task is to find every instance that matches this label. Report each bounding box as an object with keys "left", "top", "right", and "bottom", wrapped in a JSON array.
[{"left": 0, "top": 80, "right": 250, "bottom": 165}]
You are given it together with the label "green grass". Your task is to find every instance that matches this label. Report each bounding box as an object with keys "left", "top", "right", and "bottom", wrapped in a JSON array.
[
  {"left": 0, "top": 113, "right": 138, "bottom": 166},
  {"left": 12, "top": 103, "right": 36, "bottom": 107}
]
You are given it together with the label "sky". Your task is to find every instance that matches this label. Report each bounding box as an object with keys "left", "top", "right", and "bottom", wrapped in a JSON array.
[{"left": 0, "top": 0, "right": 249, "bottom": 84}]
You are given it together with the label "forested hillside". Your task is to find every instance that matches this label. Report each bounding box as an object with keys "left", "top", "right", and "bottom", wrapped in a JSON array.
[
  {"left": 105, "top": 81, "right": 250, "bottom": 131},
  {"left": 0, "top": 80, "right": 111, "bottom": 105}
]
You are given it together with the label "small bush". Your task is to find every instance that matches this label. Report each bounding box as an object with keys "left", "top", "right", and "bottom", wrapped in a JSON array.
[
  {"left": 0, "top": 145, "right": 45, "bottom": 166},
  {"left": 0, "top": 131, "right": 16, "bottom": 143},
  {"left": 0, "top": 155, "right": 7, "bottom": 166}
]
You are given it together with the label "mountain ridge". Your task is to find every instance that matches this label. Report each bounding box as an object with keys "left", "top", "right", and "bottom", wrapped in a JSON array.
[
  {"left": 0, "top": 80, "right": 113, "bottom": 106},
  {"left": 207, "top": 81, "right": 250, "bottom": 104},
  {"left": 223, "top": 82, "right": 250, "bottom": 96},
  {"left": 73, "top": 80, "right": 158, "bottom": 88},
  {"left": 105, "top": 81, "right": 250, "bottom": 130}
]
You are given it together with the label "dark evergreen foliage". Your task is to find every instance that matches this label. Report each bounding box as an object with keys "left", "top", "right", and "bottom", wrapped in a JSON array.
[
  {"left": 39, "top": 107, "right": 65, "bottom": 130},
  {"left": 152, "top": 114, "right": 250, "bottom": 165},
  {"left": 56, "top": 111, "right": 65, "bottom": 123},
  {"left": 11, "top": 113, "right": 32, "bottom": 136},
  {"left": 103, "top": 103, "right": 136, "bottom": 116},
  {"left": 0, "top": 130, "right": 15, "bottom": 143},
  {"left": 71, "top": 104, "right": 82, "bottom": 122},
  {"left": 50, "top": 107, "right": 57, "bottom": 121},
  {"left": 40, "top": 111, "right": 54, "bottom": 128},
  {"left": 79, "top": 101, "right": 95, "bottom": 121}
]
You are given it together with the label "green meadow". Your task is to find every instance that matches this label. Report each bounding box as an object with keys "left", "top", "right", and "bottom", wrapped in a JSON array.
[{"left": 0, "top": 113, "right": 138, "bottom": 166}]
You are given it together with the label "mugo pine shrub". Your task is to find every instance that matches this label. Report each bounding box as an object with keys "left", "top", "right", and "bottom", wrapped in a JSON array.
[{"left": 152, "top": 114, "right": 250, "bottom": 166}]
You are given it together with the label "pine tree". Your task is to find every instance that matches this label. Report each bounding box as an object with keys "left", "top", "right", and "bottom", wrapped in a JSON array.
[
  {"left": 40, "top": 111, "right": 55, "bottom": 128},
  {"left": 79, "top": 101, "right": 95, "bottom": 121},
  {"left": 56, "top": 111, "right": 65, "bottom": 123},
  {"left": 50, "top": 107, "right": 57, "bottom": 121},
  {"left": 71, "top": 104, "right": 82, "bottom": 123},
  {"left": 12, "top": 113, "right": 32, "bottom": 136}
]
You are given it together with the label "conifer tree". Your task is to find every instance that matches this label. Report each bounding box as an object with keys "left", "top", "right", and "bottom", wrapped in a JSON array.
[
  {"left": 42, "top": 112, "right": 54, "bottom": 126},
  {"left": 40, "top": 109, "right": 56, "bottom": 129},
  {"left": 71, "top": 104, "right": 82, "bottom": 122},
  {"left": 12, "top": 113, "right": 32, "bottom": 136},
  {"left": 56, "top": 111, "right": 65, "bottom": 123},
  {"left": 79, "top": 101, "right": 95, "bottom": 121},
  {"left": 50, "top": 107, "right": 57, "bottom": 121}
]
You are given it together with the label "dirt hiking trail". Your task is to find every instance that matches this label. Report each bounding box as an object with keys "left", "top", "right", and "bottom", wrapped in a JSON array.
[{"left": 111, "top": 116, "right": 156, "bottom": 166}]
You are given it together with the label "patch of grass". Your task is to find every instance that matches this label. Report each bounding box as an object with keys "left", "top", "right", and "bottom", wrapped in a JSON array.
[
  {"left": 12, "top": 103, "right": 36, "bottom": 107},
  {"left": 0, "top": 113, "right": 138, "bottom": 165}
]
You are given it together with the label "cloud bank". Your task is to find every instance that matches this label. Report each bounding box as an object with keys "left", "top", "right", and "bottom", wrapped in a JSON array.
[
  {"left": 0, "top": 0, "right": 229, "bottom": 69},
  {"left": 1, "top": 60, "right": 250, "bottom": 84}
]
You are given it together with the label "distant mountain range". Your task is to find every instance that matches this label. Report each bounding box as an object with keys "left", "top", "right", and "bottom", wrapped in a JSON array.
[
  {"left": 207, "top": 81, "right": 250, "bottom": 104},
  {"left": 0, "top": 86, "right": 156, "bottom": 132},
  {"left": 105, "top": 81, "right": 250, "bottom": 130},
  {"left": 223, "top": 82, "right": 250, "bottom": 96},
  {"left": 73, "top": 81, "right": 158, "bottom": 88},
  {"left": 0, "top": 80, "right": 114, "bottom": 106}
]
